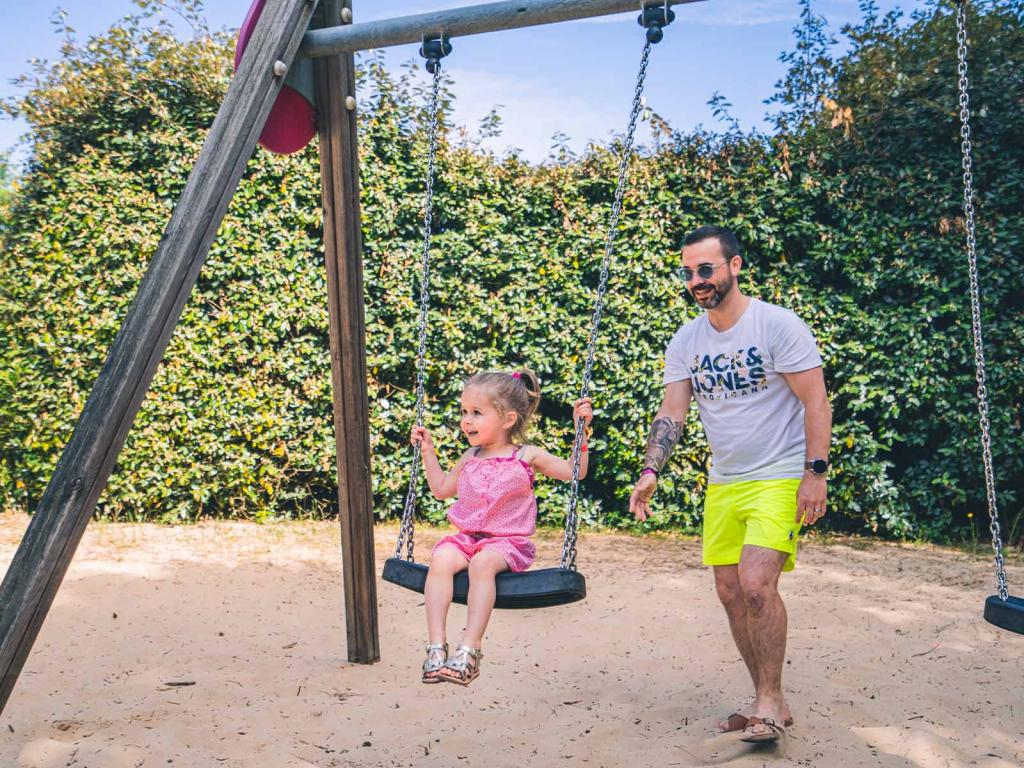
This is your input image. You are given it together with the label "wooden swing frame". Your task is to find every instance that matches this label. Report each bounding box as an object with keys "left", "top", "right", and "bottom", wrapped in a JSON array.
[{"left": 0, "top": 0, "right": 700, "bottom": 714}]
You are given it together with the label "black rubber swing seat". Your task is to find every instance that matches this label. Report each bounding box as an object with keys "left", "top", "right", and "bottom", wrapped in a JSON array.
[
  {"left": 984, "top": 594, "right": 1024, "bottom": 635},
  {"left": 382, "top": 557, "right": 587, "bottom": 610}
]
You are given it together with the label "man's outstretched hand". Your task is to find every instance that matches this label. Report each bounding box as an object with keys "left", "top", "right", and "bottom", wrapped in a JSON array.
[{"left": 629, "top": 474, "right": 658, "bottom": 521}]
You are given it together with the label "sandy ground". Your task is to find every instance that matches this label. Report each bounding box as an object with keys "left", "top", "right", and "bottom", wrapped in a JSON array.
[{"left": 0, "top": 513, "right": 1022, "bottom": 768}]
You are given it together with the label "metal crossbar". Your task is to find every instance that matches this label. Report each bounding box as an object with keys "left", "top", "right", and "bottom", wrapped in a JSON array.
[{"left": 301, "top": 0, "right": 704, "bottom": 57}]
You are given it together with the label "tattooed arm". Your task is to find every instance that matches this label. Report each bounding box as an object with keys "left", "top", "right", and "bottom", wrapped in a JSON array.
[
  {"left": 644, "top": 416, "right": 684, "bottom": 474},
  {"left": 630, "top": 380, "right": 693, "bottom": 521}
]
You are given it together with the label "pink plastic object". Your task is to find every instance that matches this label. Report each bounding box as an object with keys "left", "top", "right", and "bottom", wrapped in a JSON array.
[{"left": 234, "top": 0, "right": 316, "bottom": 155}]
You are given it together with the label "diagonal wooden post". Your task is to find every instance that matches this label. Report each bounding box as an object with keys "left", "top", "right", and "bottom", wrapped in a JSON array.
[
  {"left": 313, "top": 0, "right": 379, "bottom": 663},
  {"left": 0, "top": 0, "right": 319, "bottom": 714}
]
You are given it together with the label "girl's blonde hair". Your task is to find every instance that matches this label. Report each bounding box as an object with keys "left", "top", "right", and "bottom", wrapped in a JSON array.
[{"left": 465, "top": 368, "right": 541, "bottom": 443}]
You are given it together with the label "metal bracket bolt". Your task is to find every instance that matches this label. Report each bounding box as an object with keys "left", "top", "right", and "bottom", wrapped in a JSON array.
[
  {"left": 420, "top": 34, "right": 453, "bottom": 75},
  {"left": 638, "top": 1, "right": 674, "bottom": 44}
]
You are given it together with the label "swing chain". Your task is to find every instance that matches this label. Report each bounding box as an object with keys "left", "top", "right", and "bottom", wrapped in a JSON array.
[
  {"left": 955, "top": 0, "right": 1008, "bottom": 601},
  {"left": 561, "top": 39, "right": 656, "bottom": 570},
  {"left": 396, "top": 59, "right": 445, "bottom": 561}
]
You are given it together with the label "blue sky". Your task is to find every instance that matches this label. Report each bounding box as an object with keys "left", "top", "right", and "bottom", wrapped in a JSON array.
[{"left": 2, "top": 0, "right": 926, "bottom": 164}]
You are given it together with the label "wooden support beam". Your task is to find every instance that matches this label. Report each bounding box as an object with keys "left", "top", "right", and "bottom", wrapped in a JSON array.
[
  {"left": 314, "top": 0, "right": 380, "bottom": 663},
  {"left": 0, "top": 0, "right": 319, "bottom": 714}
]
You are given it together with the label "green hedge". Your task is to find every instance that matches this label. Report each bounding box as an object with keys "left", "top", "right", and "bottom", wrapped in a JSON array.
[{"left": 0, "top": 2, "right": 1020, "bottom": 541}]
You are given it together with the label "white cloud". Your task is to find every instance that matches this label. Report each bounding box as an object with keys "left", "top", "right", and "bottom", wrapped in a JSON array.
[
  {"left": 640, "top": 0, "right": 795, "bottom": 27},
  {"left": 442, "top": 66, "right": 640, "bottom": 162}
]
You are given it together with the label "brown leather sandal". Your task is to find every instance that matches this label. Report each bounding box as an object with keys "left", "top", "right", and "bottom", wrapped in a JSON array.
[
  {"left": 719, "top": 712, "right": 793, "bottom": 733},
  {"left": 740, "top": 717, "right": 786, "bottom": 744}
]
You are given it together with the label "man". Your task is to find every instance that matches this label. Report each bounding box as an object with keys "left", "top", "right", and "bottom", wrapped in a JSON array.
[{"left": 629, "top": 225, "right": 832, "bottom": 744}]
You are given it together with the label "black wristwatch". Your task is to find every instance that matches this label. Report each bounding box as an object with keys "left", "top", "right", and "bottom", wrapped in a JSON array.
[{"left": 805, "top": 458, "right": 829, "bottom": 476}]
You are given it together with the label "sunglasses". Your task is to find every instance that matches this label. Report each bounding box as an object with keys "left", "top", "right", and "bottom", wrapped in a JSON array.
[{"left": 677, "top": 261, "right": 728, "bottom": 283}]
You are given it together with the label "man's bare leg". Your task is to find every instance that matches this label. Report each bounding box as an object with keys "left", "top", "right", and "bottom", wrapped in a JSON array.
[
  {"left": 713, "top": 564, "right": 760, "bottom": 730},
  {"left": 738, "top": 544, "right": 793, "bottom": 731}
]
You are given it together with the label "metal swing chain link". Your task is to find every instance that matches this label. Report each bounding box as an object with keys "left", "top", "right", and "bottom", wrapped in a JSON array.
[
  {"left": 560, "top": 41, "right": 654, "bottom": 570},
  {"left": 395, "top": 62, "right": 445, "bottom": 561},
  {"left": 956, "top": 1, "right": 1009, "bottom": 601}
]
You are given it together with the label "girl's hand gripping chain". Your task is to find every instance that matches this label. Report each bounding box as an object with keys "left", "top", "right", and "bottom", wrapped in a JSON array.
[{"left": 410, "top": 425, "right": 434, "bottom": 453}]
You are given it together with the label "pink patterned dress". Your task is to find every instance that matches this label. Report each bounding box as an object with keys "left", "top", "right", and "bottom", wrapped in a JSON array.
[{"left": 432, "top": 446, "right": 538, "bottom": 572}]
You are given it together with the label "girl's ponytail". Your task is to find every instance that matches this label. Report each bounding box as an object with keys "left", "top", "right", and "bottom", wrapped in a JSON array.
[{"left": 516, "top": 368, "right": 542, "bottom": 429}]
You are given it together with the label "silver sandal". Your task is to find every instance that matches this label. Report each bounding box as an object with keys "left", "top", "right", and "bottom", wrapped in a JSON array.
[
  {"left": 439, "top": 644, "right": 482, "bottom": 686},
  {"left": 422, "top": 642, "right": 448, "bottom": 684}
]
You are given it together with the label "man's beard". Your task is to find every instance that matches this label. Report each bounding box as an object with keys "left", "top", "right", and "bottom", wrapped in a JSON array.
[{"left": 690, "top": 276, "right": 734, "bottom": 309}]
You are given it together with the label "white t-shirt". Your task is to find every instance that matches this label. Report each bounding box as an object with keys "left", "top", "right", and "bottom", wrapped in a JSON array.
[{"left": 663, "top": 298, "right": 823, "bottom": 484}]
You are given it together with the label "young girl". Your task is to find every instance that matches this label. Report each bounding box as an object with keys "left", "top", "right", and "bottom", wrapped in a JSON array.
[{"left": 410, "top": 369, "right": 594, "bottom": 686}]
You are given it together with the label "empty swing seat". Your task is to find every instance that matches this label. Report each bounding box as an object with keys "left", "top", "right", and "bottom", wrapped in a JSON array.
[
  {"left": 984, "top": 594, "right": 1024, "bottom": 635},
  {"left": 382, "top": 557, "right": 586, "bottom": 610}
]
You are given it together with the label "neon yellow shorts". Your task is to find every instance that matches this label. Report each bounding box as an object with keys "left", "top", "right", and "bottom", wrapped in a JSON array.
[{"left": 703, "top": 478, "right": 802, "bottom": 572}]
